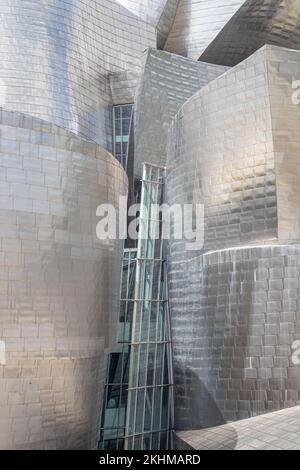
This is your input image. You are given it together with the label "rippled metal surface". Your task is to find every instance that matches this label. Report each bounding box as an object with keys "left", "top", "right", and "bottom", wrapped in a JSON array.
[
  {"left": 200, "top": 0, "right": 300, "bottom": 66},
  {"left": 0, "top": 110, "right": 127, "bottom": 449},
  {"left": 167, "top": 45, "right": 300, "bottom": 255},
  {"left": 134, "top": 48, "right": 227, "bottom": 177},
  {"left": 170, "top": 245, "right": 300, "bottom": 429},
  {"left": 166, "top": 46, "right": 300, "bottom": 430},
  {"left": 164, "top": 0, "right": 245, "bottom": 59},
  {"left": 0, "top": 0, "right": 156, "bottom": 148}
]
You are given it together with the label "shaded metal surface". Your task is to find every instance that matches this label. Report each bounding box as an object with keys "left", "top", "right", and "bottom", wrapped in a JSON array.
[
  {"left": 170, "top": 245, "right": 300, "bottom": 429},
  {"left": 0, "top": 109, "right": 128, "bottom": 449},
  {"left": 200, "top": 0, "right": 300, "bottom": 66},
  {"left": 164, "top": 0, "right": 245, "bottom": 59},
  {"left": 134, "top": 49, "right": 227, "bottom": 177},
  {"left": 0, "top": 0, "right": 156, "bottom": 148},
  {"left": 166, "top": 46, "right": 300, "bottom": 431}
]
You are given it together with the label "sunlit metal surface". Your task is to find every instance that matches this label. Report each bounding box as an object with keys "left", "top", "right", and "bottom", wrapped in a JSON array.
[
  {"left": 177, "top": 406, "right": 300, "bottom": 450},
  {"left": 0, "top": 110, "right": 128, "bottom": 449},
  {"left": 134, "top": 49, "right": 227, "bottom": 177},
  {"left": 166, "top": 45, "right": 300, "bottom": 430},
  {"left": 167, "top": 45, "right": 300, "bottom": 255},
  {"left": 200, "top": 0, "right": 300, "bottom": 66},
  {"left": 164, "top": 0, "right": 245, "bottom": 59},
  {"left": 0, "top": 0, "right": 156, "bottom": 148}
]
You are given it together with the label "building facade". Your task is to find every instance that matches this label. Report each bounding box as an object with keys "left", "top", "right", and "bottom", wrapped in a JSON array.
[
  {"left": 166, "top": 45, "right": 300, "bottom": 431},
  {"left": 0, "top": 110, "right": 127, "bottom": 449},
  {"left": 1, "top": 0, "right": 300, "bottom": 451}
]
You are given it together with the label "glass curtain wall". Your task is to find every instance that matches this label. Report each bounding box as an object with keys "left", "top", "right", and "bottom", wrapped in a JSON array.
[
  {"left": 113, "top": 104, "right": 133, "bottom": 171},
  {"left": 124, "top": 163, "right": 174, "bottom": 450},
  {"left": 99, "top": 249, "right": 137, "bottom": 450}
]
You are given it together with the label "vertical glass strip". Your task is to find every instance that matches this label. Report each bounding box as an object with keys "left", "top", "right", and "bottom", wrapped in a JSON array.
[
  {"left": 113, "top": 104, "right": 133, "bottom": 171},
  {"left": 125, "top": 163, "right": 174, "bottom": 450},
  {"left": 98, "top": 249, "right": 137, "bottom": 450}
]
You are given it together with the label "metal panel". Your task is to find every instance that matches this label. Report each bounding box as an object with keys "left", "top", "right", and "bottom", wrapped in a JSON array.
[
  {"left": 200, "top": 0, "right": 300, "bottom": 66},
  {"left": 134, "top": 48, "right": 227, "bottom": 177},
  {"left": 0, "top": 0, "right": 156, "bottom": 148},
  {"left": 164, "top": 0, "right": 245, "bottom": 59},
  {"left": 177, "top": 405, "right": 300, "bottom": 450},
  {"left": 166, "top": 45, "right": 300, "bottom": 257},
  {"left": 166, "top": 45, "right": 300, "bottom": 430},
  {"left": 0, "top": 110, "right": 128, "bottom": 449},
  {"left": 170, "top": 245, "right": 300, "bottom": 429}
]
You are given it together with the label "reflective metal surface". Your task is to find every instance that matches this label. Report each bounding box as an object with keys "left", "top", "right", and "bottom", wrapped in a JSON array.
[
  {"left": 166, "top": 45, "right": 300, "bottom": 430},
  {"left": 0, "top": 0, "right": 156, "bottom": 148},
  {"left": 0, "top": 110, "right": 127, "bottom": 449},
  {"left": 134, "top": 48, "right": 227, "bottom": 177},
  {"left": 177, "top": 405, "right": 300, "bottom": 450},
  {"left": 164, "top": 0, "right": 245, "bottom": 59},
  {"left": 200, "top": 0, "right": 300, "bottom": 66},
  {"left": 170, "top": 245, "right": 300, "bottom": 429},
  {"left": 167, "top": 45, "right": 300, "bottom": 255},
  {"left": 116, "top": 0, "right": 180, "bottom": 49}
]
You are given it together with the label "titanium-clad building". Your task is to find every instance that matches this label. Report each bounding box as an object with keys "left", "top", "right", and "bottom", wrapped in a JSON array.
[
  {"left": 0, "top": 110, "right": 127, "bottom": 449},
  {"left": 166, "top": 45, "right": 300, "bottom": 431},
  {"left": 0, "top": 0, "right": 155, "bottom": 450},
  {"left": 200, "top": 0, "right": 300, "bottom": 66},
  {"left": 2, "top": 0, "right": 300, "bottom": 451},
  {"left": 0, "top": 0, "right": 157, "bottom": 148},
  {"left": 164, "top": 0, "right": 246, "bottom": 59},
  {"left": 134, "top": 48, "right": 227, "bottom": 176}
]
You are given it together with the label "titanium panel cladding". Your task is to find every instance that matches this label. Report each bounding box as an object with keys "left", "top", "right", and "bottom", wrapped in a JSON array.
[
  {"left": 0, "top": 0, "right": 156, "bottom": 148},
  {"left": 166, "top": 46, "right": 300, "bottom": 431},
  {"left": 166, "top": 45, "right": 300, "bottom": 256},
  {"left": 134, "top": 48, "right": 226, "bottom": 177},
  {"left": 0, "top": 110, "right": 128, "bottom": 449},
  {"left": 163, "top": 0, "right": 245, "bottom": 59},
  {"left": 200, "top": 0, "right": 300, "bottom": 66},
  {"left": 170, "top": 246, "right": 300, "bottom": 429}
]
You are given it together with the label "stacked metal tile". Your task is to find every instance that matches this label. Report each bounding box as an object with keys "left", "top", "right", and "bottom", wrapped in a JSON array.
[{"left": 166, "top": 45, "right": 300, "bottom": 430}]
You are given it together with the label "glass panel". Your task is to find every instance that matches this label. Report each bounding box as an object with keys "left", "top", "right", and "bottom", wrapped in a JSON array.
[
  {"left": 144, "top": 388, "right": 153, "bottom": 432},
  {"left": 122, "top": 105, "right": 133, "bottom": 118},
  {"left": 123, "top": 165, "right": 173, "bottom": 450},
  {"left": 122, "top": 119, "right": 131, "bottom": 135},
  {"left": 135, "top": 388, "right": 145, "bottom": 434}
]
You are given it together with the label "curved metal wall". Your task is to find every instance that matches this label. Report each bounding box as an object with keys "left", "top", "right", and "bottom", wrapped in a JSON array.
[
  {"left": 170, "top": 245, "right": 300, "bottom": 429},
  {"left": 0, "top": 109, "right": 127, "bottom": 449},
  {"left": 163, "top": 0, "right": 245, "bottom": 59},
  {"left": 134, "top": 48, "right": 226, "bottom": 177},
  {"left": 115, "top": 0, "right": 180, "bottom": 49},
  {"left": 167, "top": 45, "right": 300, "bottom": 256},
  {"left": 166, "top": 45, "right": 300, "bottom": 430},
  {"left": 0, "top": 0, "right": 156, "bottom": 148},
  {"left": 200, "top": 0, "right": 300, "bottom": 66}
]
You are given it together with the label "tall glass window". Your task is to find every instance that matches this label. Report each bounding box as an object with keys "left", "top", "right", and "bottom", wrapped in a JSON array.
[
  {"left": 98, "top": 249, "right": 137, "bottom": 450},
  {"left": 99, "top": 164, "right": 174, "bottom": 451},
  {"left": 124, "top": 163, "right": 174, "bottom": 450},
  {"left": 113, "top": 104, "right": 133, "bottom": 171}
]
